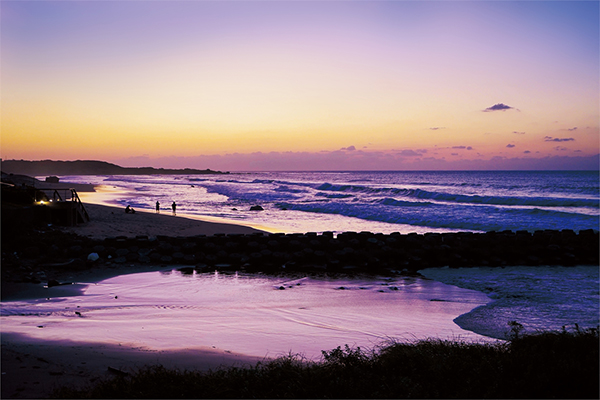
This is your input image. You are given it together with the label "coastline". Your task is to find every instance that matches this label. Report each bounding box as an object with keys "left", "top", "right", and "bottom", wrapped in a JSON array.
[{"left": 2, "top": 187, "right": 599, "bottom": 398}]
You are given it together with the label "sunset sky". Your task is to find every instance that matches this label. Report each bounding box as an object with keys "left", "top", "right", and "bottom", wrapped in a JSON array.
[{"left": 1, "top": 1, "right": 598, "bottom": 171}]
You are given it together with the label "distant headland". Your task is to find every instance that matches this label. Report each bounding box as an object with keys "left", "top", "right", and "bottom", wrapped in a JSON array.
[{"left": 0, "top": 159, "right": 228, "bottom": 176}]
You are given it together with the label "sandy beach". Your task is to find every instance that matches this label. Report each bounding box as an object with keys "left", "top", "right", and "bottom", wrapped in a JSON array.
[{"left": 60, "top": 203, "right": 266, "bottom": 239}]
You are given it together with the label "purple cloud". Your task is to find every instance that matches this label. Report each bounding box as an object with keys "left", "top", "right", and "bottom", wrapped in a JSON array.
[
  {"left": 567, "top": 127, "right": 578, "bottom": 131},
  {"left": 512, "top": 131, "right": 525, "bottom": 135},
  {"left": 554, "top": 146, "right": 568, "bottom": 151},
  {"left": 450, "top": 146, "right": 474, "bottom": 150},
  {"left": 483, "top": 103, "right": 515, "bottom": 112},
  {"left": 398, "top": 149, "right": 423, "bottom": 157},
  {"left": 506, "top": 144, "right": 516, "bottom": 148},
  {"left": 340, "top": 145, "right": 356, "bottom": 151},
  {"left": 114, "top": 152, "right": 600, "bottom": 172},
  {"left": 429, "top": 127, "right": 445, "bottom": 130},
  {"left": 524, "top": 150, "right": 531, "bottom": 154},
  {"left": 544, "top": 136, "right": 575, "bottom": 142}
]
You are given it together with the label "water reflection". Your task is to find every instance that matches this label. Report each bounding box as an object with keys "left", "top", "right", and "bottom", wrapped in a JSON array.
[{"left": 1, "top": 270, "right": 494, "bottom": 359}]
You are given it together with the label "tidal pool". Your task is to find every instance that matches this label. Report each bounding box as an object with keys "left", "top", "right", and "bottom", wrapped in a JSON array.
[{"left": 1, "top": 270, "right": 494, "bottom": 359}]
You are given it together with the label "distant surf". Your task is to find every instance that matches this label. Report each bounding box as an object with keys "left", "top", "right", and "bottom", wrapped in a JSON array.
[{"left": 60, "top": 170, "right": 599, "bottom": 234}]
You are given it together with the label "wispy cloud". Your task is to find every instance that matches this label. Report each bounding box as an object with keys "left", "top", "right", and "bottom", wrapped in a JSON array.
[
  {"left": 554, "top": 146, "right": 568, "bottom": 151},
  {"left": 524, "top": 150, "right": 531, "bottom": 154},
  {"left": 429, "top": 127, "right": 445, "bottom": 131},
  {"left": 506, "top": 144, "right": 516, "bottom": 148},
  {"left": 483, "top": 103, "right": 516, "bottom": 112},
  {"left": 451, "top": 146, "right": 474, "bottom": 150},
  {"left": 544, "top": 136, "right": 575, "bottom": 142},
  {"left": 512, "top": 131, "right": 525, "bottom": 135},
  {"left": 567, "top": 127, "right": 578, "bottom": 131}
]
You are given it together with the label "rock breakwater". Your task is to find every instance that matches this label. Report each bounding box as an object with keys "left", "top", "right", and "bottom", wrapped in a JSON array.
[{"left": 2, "top": 229, "right": 598, "bottom": 287}]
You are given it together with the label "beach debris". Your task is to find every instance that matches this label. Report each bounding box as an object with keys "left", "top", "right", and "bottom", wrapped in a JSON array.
[
  {"left": 75, "top": 311, "right": 82, "bottom": 317},
  {"left": 87, "top": 252, "right": 99, "bottom": 262}
]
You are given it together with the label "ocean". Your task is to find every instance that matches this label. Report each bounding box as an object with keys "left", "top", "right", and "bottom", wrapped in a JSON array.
[
  {"left": 13, "top": 170, "right": 595, "bottom": 349},
  {"left": 62, "top": 170, "right": 599, "bottom": 235}
]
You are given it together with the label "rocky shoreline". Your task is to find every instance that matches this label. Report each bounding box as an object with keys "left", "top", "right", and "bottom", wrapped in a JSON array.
[{"left": 3, "top": 227, "right": 598, "bottom": 295}]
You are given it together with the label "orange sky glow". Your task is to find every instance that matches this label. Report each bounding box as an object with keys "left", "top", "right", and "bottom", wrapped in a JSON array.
[{"left": 1, "top": 1, "right": 598, "bottom": 170}]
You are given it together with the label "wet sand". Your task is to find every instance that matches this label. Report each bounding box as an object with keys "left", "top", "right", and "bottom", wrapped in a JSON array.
[{"left": 1, "top": 332, "right": 264, "bottom": 399}]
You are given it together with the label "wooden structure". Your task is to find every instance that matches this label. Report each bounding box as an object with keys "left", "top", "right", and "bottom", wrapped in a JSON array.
[{"left": 35, "top": 188, "right": 90, "bottom": 226}]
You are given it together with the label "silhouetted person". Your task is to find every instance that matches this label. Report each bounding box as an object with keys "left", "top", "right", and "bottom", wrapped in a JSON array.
[
  {"left": 172, "top": 201, "right": 176, "bottom": 215},
  {"left": 125, "top": 205, "right": 135, "bottom": 214},
  {"left": 156, "top": 201, "right": 160, "bottom": 213}
]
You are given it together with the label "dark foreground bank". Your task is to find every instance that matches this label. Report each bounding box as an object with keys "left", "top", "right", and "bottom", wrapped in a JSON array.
[{"left": 52, "top": 328, "right": 599, "bottom": 399}]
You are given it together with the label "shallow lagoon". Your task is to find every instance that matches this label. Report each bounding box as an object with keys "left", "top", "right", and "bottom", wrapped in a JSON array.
[{"left": 1, "top": 271, "right": 494, "bottom": 359}]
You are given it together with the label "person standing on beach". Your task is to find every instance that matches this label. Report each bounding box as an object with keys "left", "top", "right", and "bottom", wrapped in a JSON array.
[
  {"left": 172, "top": 201, "right": 176, "bottom": 215},
  {"left": 155, "top": 201, "right": 160, "bottom": 213}
]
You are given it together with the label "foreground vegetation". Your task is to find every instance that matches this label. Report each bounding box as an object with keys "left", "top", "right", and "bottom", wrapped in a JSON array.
[{"left": 52, "top": 327, "right": 598, "bottom": 399}]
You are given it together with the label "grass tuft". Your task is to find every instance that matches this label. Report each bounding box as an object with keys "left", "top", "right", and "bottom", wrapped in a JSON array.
[{"left": 51, "top": 328, "right": 599, "bottom": 399}]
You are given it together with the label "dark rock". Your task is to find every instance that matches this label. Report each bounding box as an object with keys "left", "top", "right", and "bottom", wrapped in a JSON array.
[
  {"left": 249, "top": 205, "right": 264, "bottom": 211},
  {"left": 115, "top": 248, "right": 129, "bottom": 257},
  {"left": 138, "top": 248, "right": 153, "bottom": 256},
  {"left": 177, "top": 267, "right": 194, "bottom": 275},
  {"left": 68, "top": 245, "right": 83, "bottom": 255}
]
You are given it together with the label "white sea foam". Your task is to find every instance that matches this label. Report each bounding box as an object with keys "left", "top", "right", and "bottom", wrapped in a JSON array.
[
  {"left": 58, "top": 171, "right": 599, "bottom": 234},
  {"left": 419, "top": 265, "right": 600, "bottom": 339}
]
